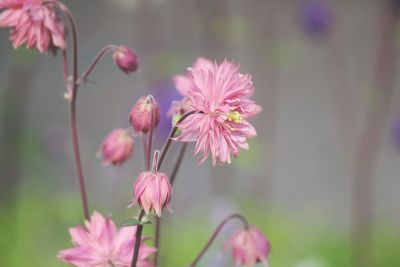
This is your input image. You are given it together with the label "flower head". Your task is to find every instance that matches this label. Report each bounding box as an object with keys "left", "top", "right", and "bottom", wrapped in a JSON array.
[
  {"left": 130, "top": 170, "right": 172, "bottom": 217},
  {"left": 224, "top": 227, "right": 271, "bottom": 267},
  {"left": 129, "top": 96, "right": 160, "bottom": 134},
  {"left": 58, "top": 211, "right": 156, "bottom": 267},
  {"left": 174, "top": 58, "right": 261, "bottom": 165},
  {"left": 0, "top": 0, "right": 66, "bottom": 53},
  {"left": 100, "top": 128, "right": 134, "bottom": 166},
  {"left": 113, "top": 45, "right": 139, "bottom": 74}
]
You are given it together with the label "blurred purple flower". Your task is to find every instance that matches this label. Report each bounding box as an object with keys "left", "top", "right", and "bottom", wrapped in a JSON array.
[
  {"left": 300, "top": 1, "right": 333, "bottom": 39},
  {"left": 393, "top": 115, "right": 400, "bottom": 150}
]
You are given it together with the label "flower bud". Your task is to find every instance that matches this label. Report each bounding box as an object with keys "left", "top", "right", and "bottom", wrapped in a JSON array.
[
  {"left": 130, "top": 171, "right": 172, "bottom": 217},
  {"left": 129, "top": 96, "right": 161, "bottom": 134},
  {"left": 112, "top": 46, "right": 138, "bottom": 74},
  {"left": 100, "top": 128, "right": 134, "bottom": 166},
  {"left": 224, "top": 227, "right": 271, "bottom": 267}
]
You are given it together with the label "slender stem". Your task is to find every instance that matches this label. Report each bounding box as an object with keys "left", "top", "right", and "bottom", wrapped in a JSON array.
[
  {"left": 131, "top": 210, "right": 146, "bottom": 267},
  {"left": 169, "top": 143, "right": 188, "bottom": 186},
  {"left": 53, "top": 1, "right": 90, "bottom": 220},
  {"left": 154, "top": 143, "right": 188, "bottom": 265},
  {"left": 157, "top": 110, "right": 196, "bottom": 170},
  {"left": 141, "top": 135, "right": 148, "bottom": 169},
  {"left": 146, "top": 102, "right": 156, "bottom": 171},
  {"left": 80, "top": 45, "right": 118, "bottom": 83},
  {"left": 189, "top": 214, "right": 249, "bottom": 267},
  {"left": 62, "top": 50, "right": 69, "bottom": 85}
]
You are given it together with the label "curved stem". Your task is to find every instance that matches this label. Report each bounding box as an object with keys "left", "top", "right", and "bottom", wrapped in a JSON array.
[
  {"left": 53, "top": 1, "right": 90, "bottom": 220},
  {"left": 170, "top": 143, "right": 188, "bottom": 186},
  {"left": 80, "top": 45, "right": 118, "bottom": 83},
  {"left": 157, "top": 110, "right": 196, "bottom": 170},
  {"left": 189, "top": 214, "right": 249, "bottom": 267}
]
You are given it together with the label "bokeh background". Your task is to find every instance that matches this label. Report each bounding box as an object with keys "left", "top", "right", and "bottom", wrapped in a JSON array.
[{"left": 1, "top": 0, "right": 400, "bottom": 266}]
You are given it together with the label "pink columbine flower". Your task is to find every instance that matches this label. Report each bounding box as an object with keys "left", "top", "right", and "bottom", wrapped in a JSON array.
[
  {"left": 113, "top": 45, "right": 139, "bottom": 74},
  {"left": 167, "top": 57, "right": 214, "bottom": 117},
  {"left": 0, "top": 0, "right": 66, "bottom": 53},
  {"left": 58, "top": 211, "right": 156, "bottom": 267},
  {"left": 130, "top": 170, "right": 172, "bottom": 217},
  {"left": 174, "top": 58, "right": 261, "bottom": 165},
  {"left": 224, "top": 227, "right": 271, "bottom": 267},
  {"left": 100, "top": 128, "right": 134, "bottom": 166},
  {"left": 129, "top": 96, "right": 160, "bottom": 134}
]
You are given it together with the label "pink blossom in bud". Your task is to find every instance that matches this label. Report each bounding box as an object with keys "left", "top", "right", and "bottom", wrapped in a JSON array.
[
  {"left": 58, "top": 211, "right": 156, "bottom": 267},
  {"left": 175, "top": 59, "right": 262, "bottom": 165},
  {"left": 100, "top": 128, "right": 134, "bottom": 166},
  {"left": 224, "top": 227, "right": 271, "bottom": 267},
  {"left": 0, "top": 0, "right": 66, "bottom": 53},
  {"left": 129, "top": 96, "right": 160, "bottom": 134},
  {"left": 113, "top": 45, "right": 139, "bottom": 74},
  {"left": 130, "top": 171, "right": 172, "bottom": 217}
]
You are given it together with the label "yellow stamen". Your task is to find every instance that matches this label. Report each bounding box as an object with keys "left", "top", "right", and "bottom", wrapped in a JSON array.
[{"left": 227, "top": 111, "right": 243, "bottom": 123}]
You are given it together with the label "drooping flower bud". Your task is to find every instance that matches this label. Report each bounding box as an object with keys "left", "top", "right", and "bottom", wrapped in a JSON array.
[
  {"left": 130, "top": 170, "right": 172, "bottom": 217},
  {"left": 100, "top": 128, "right": 134, "bottom": 166},
  {"left": 112, "top": 46, "right": 138, "bottom": 74},
  {"left": 129, "top": 96, "right": 161, "bottom": 134},
  {"left": 224, "top": 226, "right": 271, "bottom": 267}
]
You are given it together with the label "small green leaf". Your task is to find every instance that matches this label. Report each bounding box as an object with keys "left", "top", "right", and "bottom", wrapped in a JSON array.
[{"left": 120, "top": 217, "right": 152, "bottom": 227}]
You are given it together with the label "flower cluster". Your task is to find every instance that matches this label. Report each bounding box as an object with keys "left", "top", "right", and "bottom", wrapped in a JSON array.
[{"left": 0, "top": 1, "right": 271, "bottom": 266}]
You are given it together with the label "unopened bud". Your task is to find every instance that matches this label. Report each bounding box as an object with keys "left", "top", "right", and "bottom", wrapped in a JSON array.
[
  {"left": 113, "top": 46, "right": 138, "bottom": 74},
  {"left": 129, "top": 96, "right": 160, "bottom": 134}
]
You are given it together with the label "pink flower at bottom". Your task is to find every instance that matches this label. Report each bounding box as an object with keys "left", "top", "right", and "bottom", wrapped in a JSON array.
[
  {"left": 0, "top": 0, "right": 66, "bottom": 53},
  {"left": 224, "top": 227, "right": 271, "bottom": 267},
  {"left": 58, "top": 211, "right": 156, "bottom": 267}
]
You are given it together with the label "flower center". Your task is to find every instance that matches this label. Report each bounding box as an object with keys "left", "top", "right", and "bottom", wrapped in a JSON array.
[{"left": 227, "top": 111, "right": 243, "bottom": 123}]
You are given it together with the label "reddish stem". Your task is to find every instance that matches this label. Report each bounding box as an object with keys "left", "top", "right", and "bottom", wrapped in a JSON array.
[
  {"left": 80, "top": 45, "right": 118, "bottom": 83},
  {"left": 189, "top": 214, "right": 249, "bottom": 267},
  {"left": 52, "top": 1, "right": 90, "bottom": 220}
]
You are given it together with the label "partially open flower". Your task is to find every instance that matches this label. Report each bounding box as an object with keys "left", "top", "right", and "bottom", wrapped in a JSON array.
[
  {"left": 224, "top": 227, "right": 271, "bottom": 267},
  {"left": 58, "top": 211, "right": 156, "bottom": 267},
  {"left": 129, "top": 96, "right": 160, "bottom": 134},
  {"left": 130, "top": 170, "right": 172, "bottom": 217},
  {"left": 0, "top": 0, "right": 66, "bottom": 53},
  {"left": 113, "top": 45, "right": 139, "bottom": 74},
  {"left": 100, "top": 128, "right": 134, "bottom": 166}
]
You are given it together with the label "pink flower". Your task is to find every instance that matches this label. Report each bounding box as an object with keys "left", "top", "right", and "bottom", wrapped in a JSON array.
[
  {"left": 0, "top": 0, "right": 66, "bottom": 53},
  {"left": 129, "top": 96, "right": 160, "bottom": 134},
  {"left": 224, "top": 227, "right": 271, "bottom": 267},
  {"left": 130, "top": 170, "right": 172, "bottom": 217},
  {"left": 58, "top": 211, "right": 156, "bottom": 267},
  {"left": 168, "top": 57, "right": 214, "bottom": 117},
  {"left": 175, "top": 59, "right": 261, "bottom": 165},
  {"left": 100, "top": 128, "right": 134, "bottom": 166},
  {"left": 113, "top": 45, "right": 139, "bottom": 74}
]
